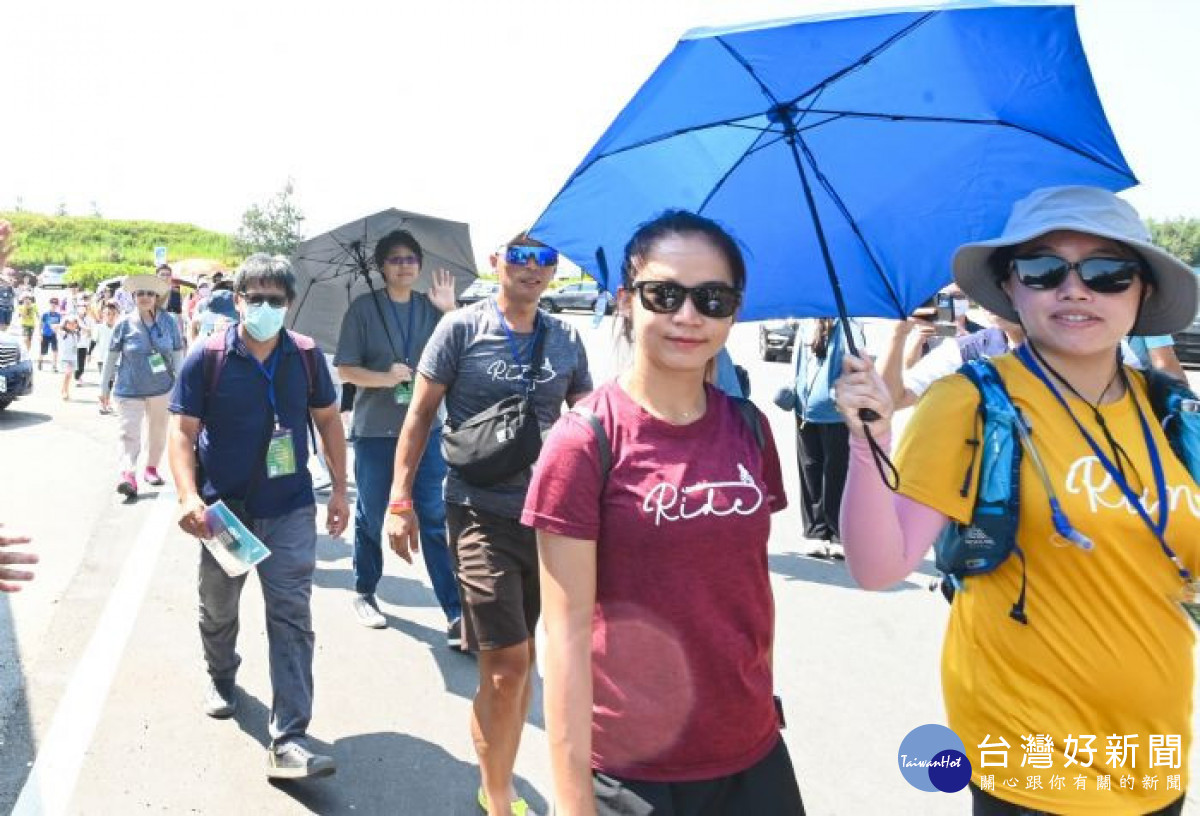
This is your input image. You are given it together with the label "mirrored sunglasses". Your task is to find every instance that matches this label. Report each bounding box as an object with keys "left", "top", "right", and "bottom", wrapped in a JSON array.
[
  {"left": 506, "top": 245, "right": 558, "bottom": 267},
  {"left": 386, "top": 255, "right": 421, "bottom": 267},
  {"left": 632, "top": 281, "right": 741, "bottom": 319},
  {"left": 1010, "top": 255, "right": 1144, "bottom": 295}
]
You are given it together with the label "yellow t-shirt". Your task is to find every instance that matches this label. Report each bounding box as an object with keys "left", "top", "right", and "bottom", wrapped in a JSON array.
[
  {"left": 896, "top": 353, "right": 1200, "bottom": 814},
  {"left": 18, "top": 303, "right": 37, "bottom": 327}
]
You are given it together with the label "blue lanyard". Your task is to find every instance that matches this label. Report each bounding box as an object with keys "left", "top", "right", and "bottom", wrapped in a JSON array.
[
  {"left": 140, "top": 312, "right": 162, "bottom": 339},
  {"left": 492, "top": 299, "right": 541, "bottom": 373},
  {"left": 1016, "top": 345, "right": 1189, "bottom": 582},
  {"left": 247, "top": 343, "right": 282, "bottom": 424},
  {"left": 388, "top": 296, "right": 416, "bottom": 365}
]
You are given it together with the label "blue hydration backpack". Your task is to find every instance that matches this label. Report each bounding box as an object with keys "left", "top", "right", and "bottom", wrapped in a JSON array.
[{"left": 935, "top": 358, "right": 1200, "bottom": 624}]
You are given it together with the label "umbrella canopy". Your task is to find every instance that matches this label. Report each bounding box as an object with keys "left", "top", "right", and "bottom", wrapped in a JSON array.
[
  {"left": 530, "top": 2, "right": 1136, "bottom": 328},
  {"left": 288, "top": 208, "right": 477, "bottom": 350}
]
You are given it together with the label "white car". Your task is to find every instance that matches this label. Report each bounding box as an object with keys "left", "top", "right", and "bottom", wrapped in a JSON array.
[{"left": 38, "top": 264, "right": 69, "bottom": 288}]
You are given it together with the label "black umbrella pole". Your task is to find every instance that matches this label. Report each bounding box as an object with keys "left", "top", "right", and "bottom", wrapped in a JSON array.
[{"left": 784, "top": 133, "right": 877, "bottom": 422}]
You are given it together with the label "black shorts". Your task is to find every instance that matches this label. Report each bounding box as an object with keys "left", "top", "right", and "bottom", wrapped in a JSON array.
[
  {"left": 969, "top": 784, "right": 1184, "bottom": 815},
  {"left": 40, "top": 334, "right": 58, "bottom": 354},
  {"left": 445, "top": 502, "right": 539, "bottom": 652},
  {"left": 593, "top": 737, "right": 805, "bottom": 816}
]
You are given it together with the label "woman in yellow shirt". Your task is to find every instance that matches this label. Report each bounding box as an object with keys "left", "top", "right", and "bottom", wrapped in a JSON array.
[{"left": 835, "top": 186, "right": 1200, "bottom": 815}]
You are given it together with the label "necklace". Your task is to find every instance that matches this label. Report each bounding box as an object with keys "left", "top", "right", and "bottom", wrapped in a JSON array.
[{"left": 1027, "top": 342, "right": 1138, "bottom": 485}]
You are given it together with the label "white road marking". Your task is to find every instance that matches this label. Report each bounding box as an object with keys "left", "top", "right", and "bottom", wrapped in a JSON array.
[{"left": 13, "top": 490, "right": 176, "bottom": 816}]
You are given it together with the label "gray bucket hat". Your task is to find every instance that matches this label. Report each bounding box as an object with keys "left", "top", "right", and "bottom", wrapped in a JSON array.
[{"left": 952, "top": 186, "right": 1198, "bottom": 336}]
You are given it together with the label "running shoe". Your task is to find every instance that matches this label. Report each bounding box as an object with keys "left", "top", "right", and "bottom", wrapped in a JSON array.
[
  {"left": 117, "top": 472, "right": 138, "bottom": 499},
  {"left": 267, "top": 739, "right": 336, "bottom": 780},
  {"left": 447, "top": 616, "right": 464, "bottom": 651},
  {"left": 351, "top": 594, "right": 387, "bottom": 629},
  {"left": 477, "top": 786, "right": 531, "bottom": 815},
  {"left": 144, "top": 466, "right": 165, "bottom": 486},
  {"left": 204, "top": 679, "right": 238, "bottom": 719}
]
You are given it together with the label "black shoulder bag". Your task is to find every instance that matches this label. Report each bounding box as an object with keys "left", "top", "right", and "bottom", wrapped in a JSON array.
[{"left": 441, "top": 322, "right": 548, "bottom": 487}]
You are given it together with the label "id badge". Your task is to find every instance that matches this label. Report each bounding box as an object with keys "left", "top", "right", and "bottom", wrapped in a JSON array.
[
  {"left": 394, "top": 380, "right": 413, "bottom": 405},
  {"left": 265, "top": 427, "right": 298, "bottom": 479},
  {"left": 1178, "top": 582, "right": 1200, "bottom": 629},
  {"left": 148, "top": 352, "right": 167, "bottom": 374}
]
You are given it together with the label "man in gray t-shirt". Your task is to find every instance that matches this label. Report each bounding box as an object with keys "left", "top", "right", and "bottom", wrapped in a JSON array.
[
  {"left": 333, "top": 229, "right": 462, "bottom": 638},
  {"left": 419, "top": 298, "right": 592, "bottom": 518},
  {"left": 384, "top": 236, "right": 591, "bottom": 815}
]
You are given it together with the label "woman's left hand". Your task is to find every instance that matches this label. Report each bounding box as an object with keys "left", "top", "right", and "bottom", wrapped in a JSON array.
[{"left": 428, "top": 269, "right": 457, "bottom": 313}]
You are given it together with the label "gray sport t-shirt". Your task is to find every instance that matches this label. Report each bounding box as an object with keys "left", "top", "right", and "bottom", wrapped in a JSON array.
[
  {"left": 419, "top": 298, "right": 593, "bottom": 519},
  {"left": 333, "top": 290, "right": 443, "bottom": 438}
]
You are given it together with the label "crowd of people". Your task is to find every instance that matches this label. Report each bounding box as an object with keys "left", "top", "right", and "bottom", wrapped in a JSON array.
[{"left": 3, "top": 185, "right": 1200, "bottom": 815}]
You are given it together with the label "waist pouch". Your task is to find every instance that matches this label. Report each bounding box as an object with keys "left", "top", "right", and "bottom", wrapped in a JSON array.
[{"left": 441, "top": 394, "right": 541, "bottom": 487}]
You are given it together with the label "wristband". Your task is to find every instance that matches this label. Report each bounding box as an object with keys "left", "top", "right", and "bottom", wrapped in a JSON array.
[{"left": 387, "top": 498, "right": 414, "bottom": 515}]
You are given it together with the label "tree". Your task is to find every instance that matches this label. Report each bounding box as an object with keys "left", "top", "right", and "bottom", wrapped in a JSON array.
[
  {"left": 55, "top": 200, "right": 68, "bottom": 217},
  {"left": 90, "top": 200, "right": 103, "bottom": 218},
  {"left": 235, "top": 179, "right": 305, "bottom": 258},
  {"left": 1148, "top": 218, "right": 1200, "bottom": 268}
]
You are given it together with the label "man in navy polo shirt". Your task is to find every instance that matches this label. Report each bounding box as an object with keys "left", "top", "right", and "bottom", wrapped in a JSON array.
[{"left": 167, "top": 254, "right": 349, "bottom": 780}]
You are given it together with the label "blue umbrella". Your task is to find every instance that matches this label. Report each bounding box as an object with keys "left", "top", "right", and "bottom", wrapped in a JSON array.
[{"left": 530, "top": 2, "right": 1136, "bottom": 340}]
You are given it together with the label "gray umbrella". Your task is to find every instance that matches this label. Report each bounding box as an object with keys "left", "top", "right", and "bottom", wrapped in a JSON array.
[{"left": 287, "top": 208, "right": 477, "bottom": 350}]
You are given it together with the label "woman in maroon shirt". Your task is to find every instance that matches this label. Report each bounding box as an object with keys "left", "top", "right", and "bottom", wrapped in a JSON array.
[{"left": 523, "top": 211, "right": 804, "bottom": 815}]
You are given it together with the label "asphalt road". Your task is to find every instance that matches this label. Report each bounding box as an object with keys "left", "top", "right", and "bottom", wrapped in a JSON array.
[{"left": 1, "top": 312, "right": 1197, "bottom": 815}]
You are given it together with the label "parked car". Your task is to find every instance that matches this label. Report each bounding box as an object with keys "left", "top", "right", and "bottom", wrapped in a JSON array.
[
  {"left": 758, "top": 319, "right": 798, "bottom": 362},
  {"left": 540, "top": 279, "right": 613, "bottom": 313},
  {"left": 38, "top": 264, "right": 68, "bottom": 288},
  {"left": 0, "top": 328, "right": 34, "bottom": 411},
  {"left": 1171, "top": 272, "right": 1200, "bottom": 367},
  {"left": 457, "top": 280, "right": 500, "bottom": 307},
  {"left": 1173, "top": 317, "right": 1200, "bottom": 368}
]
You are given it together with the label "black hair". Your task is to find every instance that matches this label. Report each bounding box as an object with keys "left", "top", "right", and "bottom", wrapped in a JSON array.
[
  {"left": 809, "top": 318, "right": 837, "bottom": 361},
  {"left": 620, "top": 210, "right": 746, "bottom": 292},
  {"left": 233, "top": 253, "right": 297, "bottom": 302},
  {"left": 373, "top": 230, "right": 423, "bottom": 272}
]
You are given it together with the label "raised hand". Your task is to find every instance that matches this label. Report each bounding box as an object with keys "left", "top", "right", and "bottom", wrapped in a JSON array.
[
  {"left": 0, "top": 221, "right": 16, "bottom": 265},
  {"left": 428, "top": 269, "right": 458, "bottom": 313}
]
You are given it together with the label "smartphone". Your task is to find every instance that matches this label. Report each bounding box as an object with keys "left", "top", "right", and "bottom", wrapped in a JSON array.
[{"left": 934, "top": 293, "right": 957, "bottom": 337}]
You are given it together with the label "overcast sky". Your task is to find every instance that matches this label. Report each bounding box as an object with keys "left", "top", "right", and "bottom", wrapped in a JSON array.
[{"left": 6, "top": 0, "right": 1197, "bottom": 269}]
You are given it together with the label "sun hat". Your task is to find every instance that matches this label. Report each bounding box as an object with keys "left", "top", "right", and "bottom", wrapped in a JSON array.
[
  {"left": 121, "top": 274, "right": 170, "bottom": 299},
  {"left": 953, "top": 186, "right": 1198, "bottom": 336}
]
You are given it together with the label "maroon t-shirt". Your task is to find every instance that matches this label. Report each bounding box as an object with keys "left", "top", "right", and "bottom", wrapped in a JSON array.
[{"left": 522, "top": 381, "right": 787, "bottom": 782}]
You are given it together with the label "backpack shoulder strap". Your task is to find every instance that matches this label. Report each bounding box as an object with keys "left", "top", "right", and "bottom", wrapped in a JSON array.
[
  {"left": 201, "top": 328, "right": 231, "bottom": 417},
  {"left": 286, "top": 330, "right": 318, "bottom": 401},
  {"left": 731, "top": 396, "right": 765, "bottom": 450},
  {"left": 571, "top": 405, "right": 611, "bottom": 478}
]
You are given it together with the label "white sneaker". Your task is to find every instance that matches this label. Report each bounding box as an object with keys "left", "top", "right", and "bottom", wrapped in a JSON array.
[
  {"left": 351, "top": 594, "right": 386, "bottom": 629},
  {"left": 267, "top": 739, "right": 336, "bottom": 780}
]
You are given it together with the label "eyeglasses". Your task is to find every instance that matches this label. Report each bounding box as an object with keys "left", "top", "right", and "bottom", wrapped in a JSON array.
[
  {"left": 1009, "top": 255, "right": 1144, "bottom": 295},
  {"left": 241, "top": 293, "right": 288, "bottom": 307},
  {"left": 134, "top": 290, "right": 158, "bottom": 297},
  {"left": 505, "top": 245, "right": 558, "bottom": 267},
  {"left": 632, "top": 281, "right": 741, "bottom": 319},
  {"left": 386, "top": 255, "right": 421, "bottom": 267}
]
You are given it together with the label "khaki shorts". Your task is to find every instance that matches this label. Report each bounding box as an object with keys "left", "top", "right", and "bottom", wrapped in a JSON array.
[{"left": 445, "top": 502, "right": 540, "bottom": 652}]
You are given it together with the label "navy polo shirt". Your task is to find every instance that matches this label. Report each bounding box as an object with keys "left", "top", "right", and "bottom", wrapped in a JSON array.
[{"left": 170, "top": 327, "right": 337, "bottom": 519}]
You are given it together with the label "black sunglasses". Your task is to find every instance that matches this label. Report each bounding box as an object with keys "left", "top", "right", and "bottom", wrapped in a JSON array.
[
  {"left": 241, "top": 293, "right": 288, "bottom": 308},
  {"left": 632, "top": 281, "right": 741, "bottom": 319},
  {"left": 1009, "top": 255, "right": 1144, "bottom": 294}
]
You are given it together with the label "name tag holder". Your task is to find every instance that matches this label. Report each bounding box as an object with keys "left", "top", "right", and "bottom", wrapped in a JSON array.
[{"left": 266, "top": 426, "right": 298, "bottom": 479}]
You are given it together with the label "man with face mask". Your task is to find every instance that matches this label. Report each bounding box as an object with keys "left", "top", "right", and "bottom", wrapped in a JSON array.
[{"left": 166, "top": 254, "right": 349, "bottom": 780}]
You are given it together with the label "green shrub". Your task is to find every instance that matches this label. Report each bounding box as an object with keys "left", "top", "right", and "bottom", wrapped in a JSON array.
[
  {"left": 0, "top": 211, "right": 241, "bottom": 272},
  {"left": 65, "top": 262, "right": 146, "bottom": 291}
]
